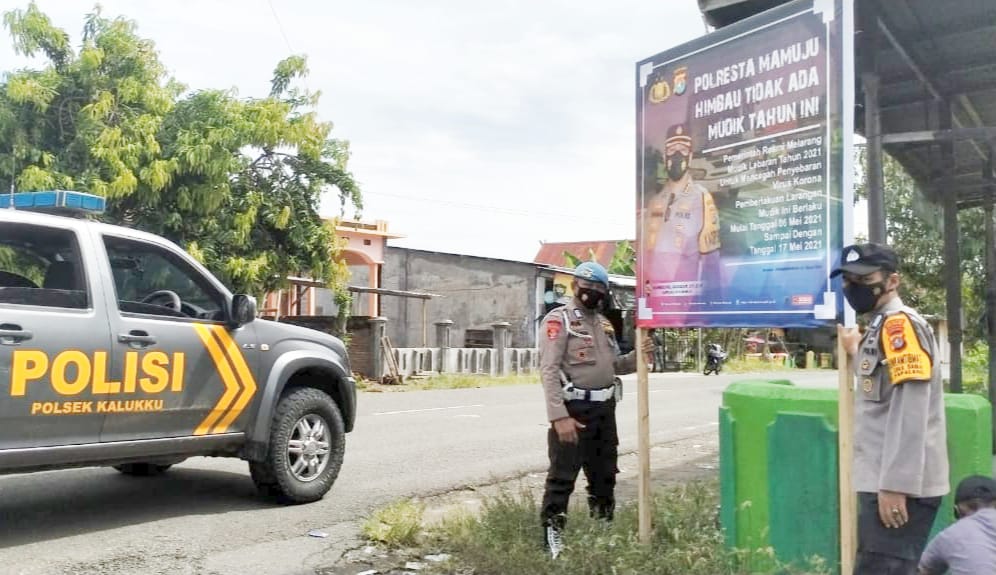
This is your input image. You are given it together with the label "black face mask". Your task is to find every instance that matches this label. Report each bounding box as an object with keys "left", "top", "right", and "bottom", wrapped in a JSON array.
[
  {"left": 577, "top": 288, "right": 605, "bottom": 310},
  {"left": 843, "top": 281, "right": 888, "bottom": 314},
  {"left": 665, "top": 153, "right": 688, "bottom": 181}
]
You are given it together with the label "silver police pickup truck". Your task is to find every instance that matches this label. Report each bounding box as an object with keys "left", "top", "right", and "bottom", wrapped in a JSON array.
[{"left": 0, "top": 191, "right": 356, "bottom": 503}]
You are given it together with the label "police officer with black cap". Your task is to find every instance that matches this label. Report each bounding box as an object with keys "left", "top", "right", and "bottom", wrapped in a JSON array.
[{"left": 834, "top": 243, "right": 949, "bottom": 574}]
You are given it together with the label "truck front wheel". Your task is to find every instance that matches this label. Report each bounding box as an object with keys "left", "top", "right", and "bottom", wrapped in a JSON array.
[{"left": 250, "top": 387, "right": 345, "bottom": 504}]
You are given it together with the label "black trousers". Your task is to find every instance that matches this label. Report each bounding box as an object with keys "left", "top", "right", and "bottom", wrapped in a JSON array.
[
  {"left": 541, "top": 399, "right": 618, "bottom": 522},
  {"left": 854, "top": 492, "right": 942, "bottom": 575}
]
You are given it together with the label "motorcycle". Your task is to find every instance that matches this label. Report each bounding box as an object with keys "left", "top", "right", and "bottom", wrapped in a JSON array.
[{"left": 703, "top": 344, "right": 727, "bottom": 375}]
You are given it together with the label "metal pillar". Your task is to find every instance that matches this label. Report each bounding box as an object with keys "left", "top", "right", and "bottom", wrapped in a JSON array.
[
  {"left": 697, "top": 328, "right": 703, "bottom": 373},
  {"left": 435, "top": 320, "right": 453, "bottom": 373},
  {"left": 369, "top": 317, "right": 388, "bottom": 382},
  {"left": 941, "top": 100, "right": 963, "bottom": 393},
  {"left": 861, "top": 1, "right": 886, "bottom": 243},
  {"left": 986, "top": 147, "right": 996, "bottom": 449},
  {"left": 492, "top": 322, "right": 510, "bottom": 376},
  {"left": 864, "top": 75, "right": 886, "bottom": 243}
]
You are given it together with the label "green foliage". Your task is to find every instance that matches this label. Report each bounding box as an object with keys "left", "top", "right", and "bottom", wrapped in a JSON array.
[
  {"left": 0, "top": 245, "right": 44, "bottom": 285},
  {"left": 961, "top": 341, "right": 989, "bottom": 398},
  {"left": 363, "top": 499, "right": 425, "bottom": 549},
  {"left": 562, "top": 249, "right": 589, "bottom": 268},
  {"left": 855, "top": 148, "right": 985, "bottom": 342},
  {"left": 1, "top": 3, "right": 361, "bottom": 318},
  {"left": 607, "top": 239, "right": 635, "bottom": 276},
  {"left": 423, "top": 482, "right": 829, "bottom": 575}
]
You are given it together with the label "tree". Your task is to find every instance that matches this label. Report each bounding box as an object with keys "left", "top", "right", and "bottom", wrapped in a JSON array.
[
  {"left": 855, "top": 148, "right": 986, "bottom": 342},
  {"left": 606, "top": 240, "right": 635, "bottom": 276},
  {"left": 1, "top": 3, "right": 361, "bottom": 320}
]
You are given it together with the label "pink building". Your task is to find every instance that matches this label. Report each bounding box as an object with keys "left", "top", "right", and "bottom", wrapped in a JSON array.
[{"left": 261, "top": 219, "right": 403, "bottom": 319}]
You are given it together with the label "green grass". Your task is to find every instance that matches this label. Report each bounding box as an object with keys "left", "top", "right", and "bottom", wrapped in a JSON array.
[
  {"left": 400, "top": 481, "right": 830, "bottom": 575},
  {"left": 722, "top": 357, "right": 798, "bottom": 374},
  {"left": 362, "top": 499, "right": 425, "bottom": 549}
]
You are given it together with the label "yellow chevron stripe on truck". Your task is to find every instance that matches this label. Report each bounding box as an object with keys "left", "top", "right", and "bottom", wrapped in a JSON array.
[{"left": 192, "top": 324, "right": 253, "bottom": 435}]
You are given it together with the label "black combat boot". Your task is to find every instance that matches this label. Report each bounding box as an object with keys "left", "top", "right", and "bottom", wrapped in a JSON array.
[
  {"left": 588, "top": 496, "right": 615, "bottom": 522},
  {"left": 542, "top": 513, "right": 566, "bottom": 559}
]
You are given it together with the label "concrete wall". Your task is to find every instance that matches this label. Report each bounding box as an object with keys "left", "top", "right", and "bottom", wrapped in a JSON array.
[
  {"left": 720, "top": 381, "right": 992, "bottom": 569},
  {"left": 389, "top": 347, "right": 539, "bottom": 377},
  {"left": 381, "top": 247, "right": 540, "bottom": 348}
]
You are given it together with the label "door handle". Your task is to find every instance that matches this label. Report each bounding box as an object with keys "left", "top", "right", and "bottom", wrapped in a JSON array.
[
  {"left": 119, "top": 331, "right": 157, "bottom": 347},
  {"left": 0, "top": 324, "right": 33, "bottom": 345}
]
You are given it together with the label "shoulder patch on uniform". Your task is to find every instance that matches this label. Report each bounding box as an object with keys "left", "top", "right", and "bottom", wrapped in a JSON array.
[
  {"left": 546, "top": 318, "right": 562, "bottom": 341},
  {"left": 881, "top": 313, "right": 932, "bottom": 384},
  {"left": 698, "top": 191, "right": 721, "bottom": 254}
]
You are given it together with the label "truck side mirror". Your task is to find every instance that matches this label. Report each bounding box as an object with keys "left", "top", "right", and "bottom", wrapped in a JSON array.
[{"left": 230, "top": 294, "right": 257, "bottom": 328}]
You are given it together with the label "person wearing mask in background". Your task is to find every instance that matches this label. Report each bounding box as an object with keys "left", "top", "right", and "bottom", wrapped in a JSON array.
[
  {"left": 538, "top": 262, "right": 637, "bottom": 559},
  {"left": 834, "top": 243, "right": 949, "bottom": 575}
]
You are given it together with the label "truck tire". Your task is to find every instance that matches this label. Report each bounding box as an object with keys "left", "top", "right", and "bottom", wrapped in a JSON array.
[
  {"left": 250, "top": 387, "right": 345, "bottom": 504},
  {"left": 114, "top": 463, "right": 173, "bottom": 476}
]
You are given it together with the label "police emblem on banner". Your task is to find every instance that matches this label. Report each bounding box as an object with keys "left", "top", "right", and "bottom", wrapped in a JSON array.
[
  {"left": 673, "top": 67, "right": 687, "bottom": 95},
  {"left": 649, "top": 75, "right": 670, "bottom": 104}
]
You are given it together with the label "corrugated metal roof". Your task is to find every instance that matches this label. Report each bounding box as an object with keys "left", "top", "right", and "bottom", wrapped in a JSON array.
[
  {"left": 533, "top": 240, "right": 628, "bottom": 268},
  {"left": 873, "top": 0, "right": 996, "bottom": 207},
  {"left": 699, "top": 0, "right": 996, "bottom": 207}
]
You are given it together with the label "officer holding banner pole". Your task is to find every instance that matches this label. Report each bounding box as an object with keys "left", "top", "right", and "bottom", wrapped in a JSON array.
[{"left": 833, "top": 243, "right": 949, "bottom": 574}]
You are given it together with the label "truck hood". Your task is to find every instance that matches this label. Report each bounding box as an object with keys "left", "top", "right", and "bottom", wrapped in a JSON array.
[{"left": 253, "top": 319, "right": 350, "bottom": 368}]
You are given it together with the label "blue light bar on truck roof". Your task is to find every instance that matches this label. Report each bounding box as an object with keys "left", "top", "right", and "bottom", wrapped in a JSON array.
[{"left": 1, "top": 191, "right": 105, "bottom": 216}]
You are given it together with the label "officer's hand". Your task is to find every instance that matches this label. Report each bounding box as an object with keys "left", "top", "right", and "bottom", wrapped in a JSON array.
[
  {"left": 642, "top": 335, "right": 653, "bottom": 356},
  {"left": 837, "top": 324, "right": 861, "bottom": 357},
  {"left": 553, "top": 417, "right": 586, "bottom": 444},
  {"left": 878, "top": 490, "right": 909, "bottom": 529}
]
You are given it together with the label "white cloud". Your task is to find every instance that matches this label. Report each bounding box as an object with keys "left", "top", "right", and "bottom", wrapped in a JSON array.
[{"left": 1, "top": 0, "right": 707, "bottom": 260}]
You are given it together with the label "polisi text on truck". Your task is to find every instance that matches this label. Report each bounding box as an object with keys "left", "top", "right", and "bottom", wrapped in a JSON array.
[{"left": 10, "top": 349, "right": 186, "bottom": 396}]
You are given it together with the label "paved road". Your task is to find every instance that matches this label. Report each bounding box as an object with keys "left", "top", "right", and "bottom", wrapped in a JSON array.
[{"left": 0, "top": 370, "right": 836, "bottom": 575}]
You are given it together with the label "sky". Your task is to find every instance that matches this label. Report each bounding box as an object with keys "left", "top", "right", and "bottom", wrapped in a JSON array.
[{"left": 1, "top": 1, "right": 867, "bottom": 261}]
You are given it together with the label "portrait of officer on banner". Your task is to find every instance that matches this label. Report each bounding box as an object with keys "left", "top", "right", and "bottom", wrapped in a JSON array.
[{"left": 643, "top": 122, "right": 722, "bottom": 298}]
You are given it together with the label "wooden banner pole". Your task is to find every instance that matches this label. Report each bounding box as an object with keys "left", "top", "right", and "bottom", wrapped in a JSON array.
[
  {"left": 637, "top": 327, "right": 652, "bottom": 543},
  {"left": 838, "top": 336, "right": 857, "bottom": 574}
]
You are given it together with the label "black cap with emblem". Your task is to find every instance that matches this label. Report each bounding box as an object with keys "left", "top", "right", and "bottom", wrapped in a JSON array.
[{"left": 830, "top": 243, "right": 899, "bottom": 278}]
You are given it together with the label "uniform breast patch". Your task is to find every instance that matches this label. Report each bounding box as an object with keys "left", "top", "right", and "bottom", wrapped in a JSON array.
[
  {"left": 881, "top": 314, "right": 932, "bottom": 384},
  {"left": 601, "top": 320, "right": 615, "bottom": 336}
]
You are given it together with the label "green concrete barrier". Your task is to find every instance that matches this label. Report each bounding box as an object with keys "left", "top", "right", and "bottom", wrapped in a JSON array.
[{"left": 719, "top": 380, "right": 992, "bottom": 573}]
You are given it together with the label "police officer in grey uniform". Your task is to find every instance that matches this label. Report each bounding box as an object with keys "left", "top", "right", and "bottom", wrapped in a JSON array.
[
  {"left": 538, "top": 262, "right": 637, "bottom": 558},
  {"left": 834, "top": 243, "right": 949, "bottom": 575}
]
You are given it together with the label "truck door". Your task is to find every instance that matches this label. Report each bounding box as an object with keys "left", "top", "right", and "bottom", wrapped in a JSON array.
[
  {"left": 95, "top": 232, "right": 259, "bottom": 441},
  {"left": 0, "top": 220, "right": 111, "bottom": 448}
]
